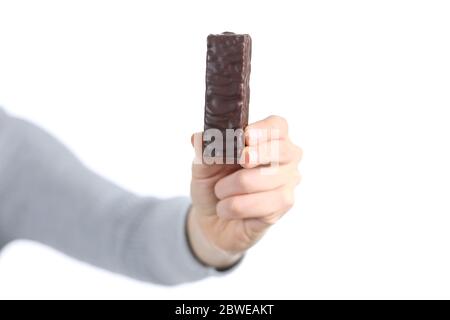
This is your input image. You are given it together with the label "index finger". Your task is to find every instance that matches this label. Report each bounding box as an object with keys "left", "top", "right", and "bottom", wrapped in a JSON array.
[{"left": 245, "top": 115, "right": 289, "bottom": 146}]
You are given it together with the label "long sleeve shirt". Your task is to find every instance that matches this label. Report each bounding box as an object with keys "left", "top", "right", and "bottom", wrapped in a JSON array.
[{"left": 0, "top": 107, "right": 223, "bottom": 285}]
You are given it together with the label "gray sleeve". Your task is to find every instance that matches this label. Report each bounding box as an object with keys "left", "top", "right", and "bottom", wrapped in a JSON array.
[{"left": 0, "top": 108, "right": 221, "bottom": 285}]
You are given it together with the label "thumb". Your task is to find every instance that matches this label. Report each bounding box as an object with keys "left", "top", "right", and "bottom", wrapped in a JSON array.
[
  {"left": 190, "top": 131, "right": 241, "bottom": 180},
  {"left": 191, "top": 132, "right": 225, "bottom": 179},
  {"left": 191, "top": 132, "right": 203, "bottom": 162}
]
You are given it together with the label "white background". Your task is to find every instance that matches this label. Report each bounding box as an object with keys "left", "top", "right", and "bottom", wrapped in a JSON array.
[{"left": 0, "top": 0, "right": 450, "bottom": 299}]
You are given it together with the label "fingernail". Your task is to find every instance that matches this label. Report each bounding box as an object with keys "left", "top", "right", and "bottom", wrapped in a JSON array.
[
  {"left": 244, "top": 148, "right": 250, "bottom": 164},
  {"left": 238, "top": 148, "right": 248, "bottom": 165}
]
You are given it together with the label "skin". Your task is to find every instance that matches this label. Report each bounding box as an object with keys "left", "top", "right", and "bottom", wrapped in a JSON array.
[{"left": 187, "top": 115, "right": 303, "bottom": 269}]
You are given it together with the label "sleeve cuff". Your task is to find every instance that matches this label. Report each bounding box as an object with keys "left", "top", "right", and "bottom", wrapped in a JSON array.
[
  {"left": 128, "top": 196, "right": 241, "bottom": 285},
  {"left": 173, "top": 197, "right": 243, "bottom": 279},
  {"left": 182, "top": 202, "right": 244, "bottom": 275}
]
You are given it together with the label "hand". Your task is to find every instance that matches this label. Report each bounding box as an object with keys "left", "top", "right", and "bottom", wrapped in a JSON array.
[{"left": 188, "top": 115, "right": 303, "bottom": 269}]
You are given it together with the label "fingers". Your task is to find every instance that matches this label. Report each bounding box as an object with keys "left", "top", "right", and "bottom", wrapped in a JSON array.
[
  {"left": 193, "top": 115, "right": 289, "bottom": 153},
  {"left": 216, "top": 183, "right": 297, "bottom": 221},
  {"left": 192, "top": 115, "right": 296, "bottom": 169},
  {"left": 215, "top": 164, "right": 301, "bottom": 199},
  {"left": 214, "top": 114, "right": 302, "bottom": 227},
  {"left": 245, "top": 115, "right": 289, "bottom": 145},
  {"left": 240, "top": 139, "right": 303, "bottom": 169},
  {"left": 242, "top": 115, "right": 301, "bottom": 169}
]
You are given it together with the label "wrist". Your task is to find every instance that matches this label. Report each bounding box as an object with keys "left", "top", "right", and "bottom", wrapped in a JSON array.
[{"left": 186, "top": 206, "right": 243, "bottom": 269}]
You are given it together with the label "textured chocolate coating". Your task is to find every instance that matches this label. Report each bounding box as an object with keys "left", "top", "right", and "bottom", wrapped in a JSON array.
[{"left": 203, "top": 32, "right": 252, "bottom": 163}]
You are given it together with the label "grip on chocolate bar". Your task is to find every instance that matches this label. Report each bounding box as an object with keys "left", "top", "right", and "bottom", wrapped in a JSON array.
[{"left": 203, "top": 32, "right": 252, "bottom": 164}]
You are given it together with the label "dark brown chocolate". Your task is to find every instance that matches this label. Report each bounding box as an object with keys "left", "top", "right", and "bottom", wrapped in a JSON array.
[{"left": 203, "top": 32, "right": 252, "bottom": 163}]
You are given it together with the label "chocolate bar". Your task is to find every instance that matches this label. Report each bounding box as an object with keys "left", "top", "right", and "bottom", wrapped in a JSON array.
[{"left": 203, "top": 32, "right": 252, "bottom": 163}]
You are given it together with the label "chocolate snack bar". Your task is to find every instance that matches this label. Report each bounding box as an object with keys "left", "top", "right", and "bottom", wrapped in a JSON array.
[{"left": 203, "top": 32, "right": 252, "bottom": 163}]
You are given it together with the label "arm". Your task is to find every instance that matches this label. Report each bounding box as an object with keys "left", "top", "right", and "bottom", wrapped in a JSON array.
[
  {"left": 0, "top": 109, "right": 302, "bottom": 283},
  {"left": 0, "top": 109, "right": 216, "bottom": 285}
]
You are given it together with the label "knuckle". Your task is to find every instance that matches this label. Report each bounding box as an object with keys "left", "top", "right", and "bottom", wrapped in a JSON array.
[
  {"left": 270, "top": 115, "right": 287, "bottom": 125},
  {"left": 291, "top": 170, "right": 302, "bottom": 185},
  {"left": 279, "top": 141, "right": 290, "bottom": 160},
  {"left": 280, "top": 189, "right": 295, "bottom": 209},
  {"left": 268, "top": 115, "right": 288, "bottom": 131}
]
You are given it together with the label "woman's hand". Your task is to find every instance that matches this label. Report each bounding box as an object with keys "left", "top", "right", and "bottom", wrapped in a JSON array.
[{"left": 188, "top": 115, "right": 303, "bottom": 268}]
